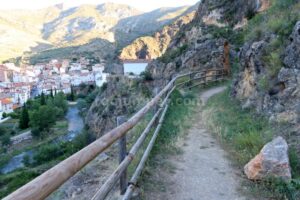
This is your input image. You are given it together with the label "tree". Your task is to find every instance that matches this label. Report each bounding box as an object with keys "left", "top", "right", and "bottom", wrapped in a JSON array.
[
  {"left": 19, "top": 105, "right": 30, "bottom": 129},
  {"left": 69, "top": 85, "right": 75, "bottom": 101},
  {"left": 50, "top": 89, "right": 54, "bottom": 98},
  {"left": 2, "top": 112, "right": 7, "bottom": 119},
  {"left": 40, "top": 92, "right": 46, "bottom": 105},
  {"left": 53, "top": 92, "right": 68, "bottom": 114},
  {"left": 30, "top": 106, "right": 56, "bottom": 133}
]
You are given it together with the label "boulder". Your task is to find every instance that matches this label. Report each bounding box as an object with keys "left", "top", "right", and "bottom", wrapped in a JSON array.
[{"left": 244, "top": 137, "right": 291, "bottom": 181}]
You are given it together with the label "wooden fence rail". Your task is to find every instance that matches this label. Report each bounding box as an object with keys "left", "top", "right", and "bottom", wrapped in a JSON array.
[{"left": 3, "top": 68, "right": 227, "bottom": 200}]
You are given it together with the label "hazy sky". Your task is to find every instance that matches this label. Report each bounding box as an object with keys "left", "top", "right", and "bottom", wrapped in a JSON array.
[{"left": 0, "top": 0, "right": 200, "bottom": 11}]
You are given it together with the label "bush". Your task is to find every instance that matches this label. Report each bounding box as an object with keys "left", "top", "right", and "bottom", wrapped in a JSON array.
[
  {"left": 263, "top": 51, "right": 283, "bottom": 78},
  {"left": 31, "top": 127, "right": 41, "bottom": 138},
  {"left": 140, "top": 71, "right": 154, "bottom": 81},
  {"left": 34, "top": 144, "right": 63, "bottom": 165},
  {"left": 0, "top": 171, "right": 40, "bottom": 198},
  {"left": 289, "top": 147, "right": 300, "bottom": 178},
  {"left": 1, "top": 134, "right": 11, "bottom": 146},
  {"left": 101, "top": 83, "right": 108, "bottom": 91},
  {"left": 258, "top": 76, "right": 270, "bottom": 91},
  {"left": 23, "top": 155, "right": 31, "bottom": 167},
  {"left": 246, "top": 8, "right": 256, "bottom": 20},
  {"left": 141, "top": 85, "right": 152, "bottom": 98},
  {"left": 2, "top": 113, "right": 7, "bottom": 119},
  {"left": 0, "top": 127, "right": 7, "bottom": 137},
  {"left": 159, "top": 44, "right": 188, "bottom": 64}
]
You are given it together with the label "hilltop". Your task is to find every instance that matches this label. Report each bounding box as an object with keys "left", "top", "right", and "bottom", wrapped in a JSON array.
[{"left": 0, "top": 3, "right": 197, "bottom": 64}]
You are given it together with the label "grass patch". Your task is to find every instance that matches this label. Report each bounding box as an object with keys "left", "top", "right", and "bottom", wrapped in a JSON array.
[
  {"left": 0, "top": 170, "right": 40, "bottom": 198},
  {"left": 203, "top": 89, "right": 272, "bottom": 164},
  {"left": 203, "top": 88, "right": 300, "bottom": 199},
  {"left": 238, "top": 0, "right": 300, "bottom": 83},
  {"left": 135, "top": 89, "right": 196, "bottom": 197}
]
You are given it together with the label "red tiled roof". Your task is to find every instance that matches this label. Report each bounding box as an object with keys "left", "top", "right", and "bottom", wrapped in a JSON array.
[
  {"left": 0, "top": 98, "right": 12, "bottom": 105},
  {"left": 13, "top": 104, "right": 21, "bottom": 110}
]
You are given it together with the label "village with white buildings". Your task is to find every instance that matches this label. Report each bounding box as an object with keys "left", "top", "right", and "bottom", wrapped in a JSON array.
[{"left": 0, "top": 58, "right": 109, "bottom": 119}]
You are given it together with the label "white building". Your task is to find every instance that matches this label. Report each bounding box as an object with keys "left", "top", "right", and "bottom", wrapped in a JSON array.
[
  {"left": 70, "top": 72, "right": 94, "bottom": 86},
  {"left": 0, "top": 98, "right": 13, "bottom": 117},
  {"left": 94, "top": 72, "right": 108, "bottom": 87},
  {"left": 122, "top": 59, "right": 151, "bottom": 76},
  {"left": 0, "top": 101, "right": 3, "bottom": 119}
]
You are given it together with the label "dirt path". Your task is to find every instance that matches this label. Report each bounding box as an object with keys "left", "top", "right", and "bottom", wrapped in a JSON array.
[{"left": 146, "top": 87, "right": 247, "bottom": 200}]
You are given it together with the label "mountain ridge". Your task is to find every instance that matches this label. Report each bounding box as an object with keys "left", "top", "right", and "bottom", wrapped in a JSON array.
[{"left": 0, "top": 2, "right": 197, "bottom": 64}]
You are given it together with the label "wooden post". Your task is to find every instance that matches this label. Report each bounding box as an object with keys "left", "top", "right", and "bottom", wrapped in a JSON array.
[
  {"left": 153, "top": 88, "right": 159, "bottom": 117},
  {"left": 117, "top": 116, "right": 127, "bottom": 195}
]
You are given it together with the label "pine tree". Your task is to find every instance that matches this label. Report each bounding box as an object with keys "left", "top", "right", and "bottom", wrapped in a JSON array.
[
  {"left": 50, "top": 89, "right": 54, "bottom": 98},
  {"left": 19, "top": 105, "right": 30, "bottom": 129},
  {"left": 70, "top": 85, "right": 75, "bottom": 101},
  {"left": 40, "top": 92, "right": 46, "bottom": 105}
]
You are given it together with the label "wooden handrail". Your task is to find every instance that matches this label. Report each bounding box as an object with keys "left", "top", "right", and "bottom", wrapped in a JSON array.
[
  {"left": 3, "top": 69, "right": 226, "bottom": 200},
  {"left": 122, "top": 104, "right": 169, "bottom": 200}
]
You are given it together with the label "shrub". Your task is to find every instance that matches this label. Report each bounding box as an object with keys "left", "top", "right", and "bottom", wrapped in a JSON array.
[
  {"left": 0, "top": 171, "right": 40, "bottom": 198},
  {"left": 140, "top": 71, "right": 154, "bottom": 81},
  {"left": 31, "top": 127, "right": 41, "bottom": 138},
  {"left": 141, "top": 85, "right": 152, "bottom": 98},
  {"left": 0, "top": 127, "right": 7, "bottom": 137},
  {"left": 258, "top": 76, "right": 270, "bottom": 91},
  {"left": 289, "top": 147, "right": 300, "bottom": 178},
  {"left": 246, "top": 8, "right": 256, "bottom": 20},
  {"left": 1, "top": 134, "right": 11, "bottom": 146},
  {"left": 159, "top": 44, "right": 188, "bottom": 64},
  {"left": 264, "top": 51, "right": 283, "bottom": 78},
  {"left": 101, "top": 82, "right": 108, "bottom": 91},
  {"left": 2, "top": 113, "right": 7, "bottom": 119},
  {"left": 34, "top": 144, "right": 63, "bottom": 165},
  {"left": 7, "top": 112, "right": 19, "bottom": 119},
  {"left": 23, "top": 155, "right": 31, "bottom": 167}
]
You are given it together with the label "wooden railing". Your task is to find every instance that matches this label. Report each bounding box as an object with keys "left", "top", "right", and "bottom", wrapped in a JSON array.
[{"left": 3, "top": 68, "right": 227, "bottom": 200}]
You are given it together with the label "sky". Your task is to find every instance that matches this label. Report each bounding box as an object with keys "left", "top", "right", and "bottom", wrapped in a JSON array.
[{"left": 0, "top": 0, "right": 200, "bottom": 12}]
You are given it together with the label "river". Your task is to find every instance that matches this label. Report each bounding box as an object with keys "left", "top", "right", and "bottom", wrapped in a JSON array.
[{"left": 0, "top": 106, "right": 84, "bottom": 174}]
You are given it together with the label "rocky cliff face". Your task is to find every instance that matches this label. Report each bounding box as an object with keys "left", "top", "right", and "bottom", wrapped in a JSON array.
[
  {"left": 233, "top": 21, "right": 300, "bottom": 128},
  {"left": 85, "top": 76, "right": 152, "bottom": 137},
  {"left": 195, "top": 0, "right": 270, "bottom": 26},
  {"left": 87, "top": 0, "right": 276, "bottom": 138},
  {"left": 231, "top": 0, "right": 300, "bottom": 160},
  {"left": 146, "top": 0, "right": 267, "bottom": 85},
  {"left": 119, "top": 11, "right": 196, "bottom": 60}
]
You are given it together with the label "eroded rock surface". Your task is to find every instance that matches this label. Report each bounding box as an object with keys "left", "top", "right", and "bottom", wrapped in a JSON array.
[{"left": 244, "top": 137, "right": 291, "bottom": 181}]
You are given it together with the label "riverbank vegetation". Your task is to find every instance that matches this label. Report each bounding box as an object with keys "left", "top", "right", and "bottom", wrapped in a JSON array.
[
  {"left": 0, "top": 92, "right": 68, "bottom": 149},
  {"left": 0, "top": 130, "right": 95, "bottom": 198},
  {"left": 0, "top": 90, "right": 98, "bottom": 198}
]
